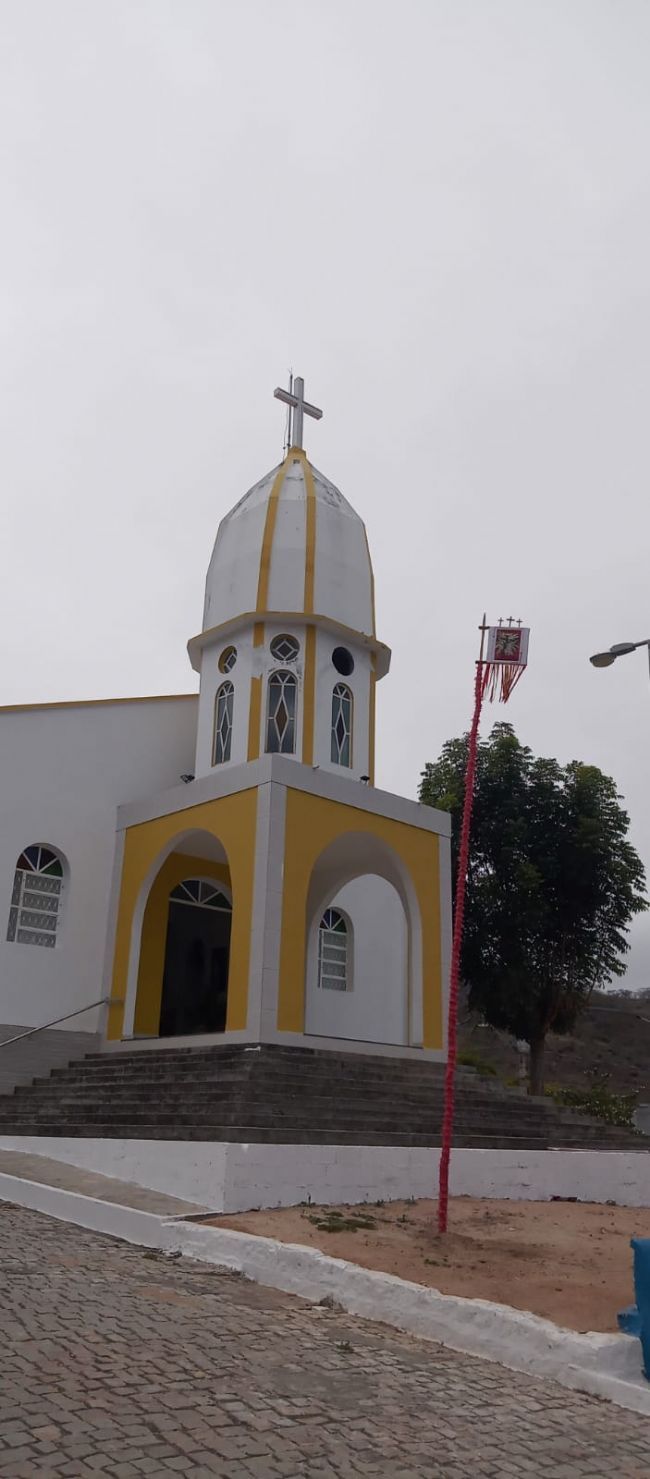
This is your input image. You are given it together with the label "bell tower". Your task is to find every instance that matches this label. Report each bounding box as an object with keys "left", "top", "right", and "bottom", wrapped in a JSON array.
[
  {"left": 187, "top": 378, "right": 390, "bottom": 783},
  {"left": 106, "top": 374, "right": 451, "bottom": 1064}
]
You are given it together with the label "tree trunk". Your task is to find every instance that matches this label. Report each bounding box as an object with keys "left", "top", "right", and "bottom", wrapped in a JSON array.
[{"left": 528, "top": 1036, "right": 546, "bottom": 1096}]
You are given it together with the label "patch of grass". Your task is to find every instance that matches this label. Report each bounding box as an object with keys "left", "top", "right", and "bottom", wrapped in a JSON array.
[
  {"left": 545, "top": 1071, "right": 639, "bottom": 1128},
  {"left": 308, "top": 1210, "right": 377, "bottom": 1234},
  {"left": 457, "top": 1048, "right": 497, "bottom": 1078}
]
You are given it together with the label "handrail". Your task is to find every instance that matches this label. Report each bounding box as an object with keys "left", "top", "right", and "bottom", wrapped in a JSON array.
[{"left": 0, "top": 997, "right": 110, "bottom": 1051}]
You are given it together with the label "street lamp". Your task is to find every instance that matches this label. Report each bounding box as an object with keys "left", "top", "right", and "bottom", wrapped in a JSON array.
[{"left": 590, "top": 638, "right": 650, "bottom": 676}]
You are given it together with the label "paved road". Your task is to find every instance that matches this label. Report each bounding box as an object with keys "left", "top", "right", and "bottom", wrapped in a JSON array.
[{"left": 0, "top": 1204, "right": 649, "bottom": 1478}]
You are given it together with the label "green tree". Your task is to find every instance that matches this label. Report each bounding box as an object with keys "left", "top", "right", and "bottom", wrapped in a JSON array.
[{"left": 420, "top": 724, "right": 647, "bottom": 1094}]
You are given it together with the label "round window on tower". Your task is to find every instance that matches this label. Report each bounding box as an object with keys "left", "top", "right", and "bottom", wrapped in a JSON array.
[
  {"left": 218, "top": 645, "right": 237, "bottom": 674},
  {"left": 270, "top": 634, "right": 300, "bottom": 663},
  {"left": 332, "top": 646, "right": 354, "bottom": 677}
]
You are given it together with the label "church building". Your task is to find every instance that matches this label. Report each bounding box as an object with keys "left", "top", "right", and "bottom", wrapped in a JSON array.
[{"left": 0, "top": 380, "right": 452, "bottom": 1062}]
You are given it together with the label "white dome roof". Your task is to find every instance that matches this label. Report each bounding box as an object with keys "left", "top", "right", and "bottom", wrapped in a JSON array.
[{"left": 202, "top": 449, "right": 377, "bottom": 639}]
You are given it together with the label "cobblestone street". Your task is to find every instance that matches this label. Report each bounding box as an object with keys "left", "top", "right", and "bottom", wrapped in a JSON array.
[{"left": 0, "top": 1203, "right": 649, "bottom": 1477}]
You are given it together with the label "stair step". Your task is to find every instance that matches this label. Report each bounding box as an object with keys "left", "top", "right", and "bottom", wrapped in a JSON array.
[{"left": 0, "top": 1040, "right": 643, "bottom": 1150}]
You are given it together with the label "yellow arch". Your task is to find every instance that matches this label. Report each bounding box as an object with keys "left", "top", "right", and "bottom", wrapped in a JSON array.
[
  {"left": 277, "top": 788, "right": 443, "bottom": 1048},
  {"left": 133, "top": 851, "right": 230, "bottom": 1036},
  {"left": 108, "top": 789, "right": 258, "bottom": 1040}
]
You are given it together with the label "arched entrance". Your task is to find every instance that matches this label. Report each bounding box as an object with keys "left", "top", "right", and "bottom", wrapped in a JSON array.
[
  {"left": 303, "top": 830, "right": 421, "bottom": 1046},
  {"left": 159, "top": 879, "right": 232, "bottom": 1037},
  {"left": 306, "top": 875, "right": 408, "bottom": 1044},
  {"left": 126, "top": 833, "right": 233, "bottom": 1039}
]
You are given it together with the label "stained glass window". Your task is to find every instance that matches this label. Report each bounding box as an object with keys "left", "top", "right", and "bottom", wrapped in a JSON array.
[
  {"left": 265, "top": 670, "right": 297, "bottom": 755},
  {"left": 331, "top": 683, "right": 352, "bottom": 767},
  {"left": 7, "top": 846, "right": 65, "bottom": 948},
  {"left": 213, "top": 681, "right": 234, "bottom": 765},
  {"left": 318, "top": 908, "right": 349, "bottom": 991}
]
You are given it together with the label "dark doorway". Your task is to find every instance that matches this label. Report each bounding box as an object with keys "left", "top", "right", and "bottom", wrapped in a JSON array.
[{"left": 159, "top": 879, "right": 232, "bottom": 1037}]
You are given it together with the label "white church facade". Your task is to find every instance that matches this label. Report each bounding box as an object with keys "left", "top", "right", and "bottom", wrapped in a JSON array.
[{"left": 0, "top": 380, "right": 452, "bottom": 1060}]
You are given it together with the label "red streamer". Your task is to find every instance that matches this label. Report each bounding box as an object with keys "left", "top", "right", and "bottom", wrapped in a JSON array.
[
  {"left": 437, "top": 659, "right": 485, "bottom": 1234},
  {"left": 481, "top": 661, "right": 526, "bottom": 704}
]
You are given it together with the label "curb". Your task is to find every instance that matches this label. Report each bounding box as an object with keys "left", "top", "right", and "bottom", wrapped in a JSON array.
[{"left": 1, "top": 1170, "right": 648, "bottom": 1418}]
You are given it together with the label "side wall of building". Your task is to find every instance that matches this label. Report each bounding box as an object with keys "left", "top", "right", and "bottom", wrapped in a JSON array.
[{"left": 0, "top": 697, "right": 198, "bottom": 1031}]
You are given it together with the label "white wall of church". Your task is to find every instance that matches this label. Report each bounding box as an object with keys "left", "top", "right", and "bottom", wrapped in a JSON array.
[
  {"left": 305, "top": 874, "right": 408, "bottom": 1045},
  {"left": 0, "top": 697, "right": 198, "bottom": 1032},
  {"left": 311, "top": 495, "right": 375, "bottom": 637},
  {"left": 202, "top": 472, "right": 273, "bottom": 629},
  {"left": 265, "top": 463, "right": 309, "bottom": 612},
  {"left": 195, "top": 621, "right": 310, "bottom": 777},
  {"left": 196, "top": 621, "right": 373, "bottom": 782}
]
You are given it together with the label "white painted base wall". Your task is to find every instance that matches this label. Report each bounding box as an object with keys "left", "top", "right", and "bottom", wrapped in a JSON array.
[{"left": 0, "top": 1137, "right": 648, "bottom": 1211}]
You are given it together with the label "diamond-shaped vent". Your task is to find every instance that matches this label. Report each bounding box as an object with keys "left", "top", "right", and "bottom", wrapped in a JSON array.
[{"left": 270, "top": 634, "right": 299, "bottom": 663}]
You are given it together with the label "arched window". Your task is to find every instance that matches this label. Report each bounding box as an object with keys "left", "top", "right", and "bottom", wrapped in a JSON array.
[
  {"left": 169, "top": 879, "right": 231, "bottom": 911},
  {"left": 318, "top": 908, "right": 350, "bottom": 991},
  {"left": 213, "top": 681, "right": 234, "bottom": 765},
  {"left": 266, "top": 670, "right": 297, "bottom": 755},
  {"left": 331, "top": 683, "right": 353, "bottom": 767},
  {"left": 7, "top": 845, "right": 65, "bottom": 948}
]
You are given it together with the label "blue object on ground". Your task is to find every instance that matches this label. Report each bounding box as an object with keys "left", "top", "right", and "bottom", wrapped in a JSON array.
[
  {"left": 617, "top": 1303, "right": 642, "bottom": 1337},
  {"left": 631, "top": 1238, "right": 650, "bottom": 1379}
]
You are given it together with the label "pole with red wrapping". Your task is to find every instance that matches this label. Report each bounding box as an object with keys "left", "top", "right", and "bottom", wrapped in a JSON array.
[{"left": 437, "top": 618, "right": 530, "bottom": 1235}]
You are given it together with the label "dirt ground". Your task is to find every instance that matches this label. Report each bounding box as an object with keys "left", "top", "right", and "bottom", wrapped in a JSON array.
[{"left": 204, "top": 1197, "right": 650, "bottom": 1333}]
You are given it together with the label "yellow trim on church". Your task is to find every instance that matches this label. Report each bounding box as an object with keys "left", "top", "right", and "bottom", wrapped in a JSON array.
[
  {"left": 256, "top": 459, "right": 289, "bottom": 612},
  {"left": 276, "top": 787, "right": 444, "bottom": 1049},
  {"left": 301, "top": 626, "right": 316, "bottom": 765},
  {"left": 368, "top": 656, "right": 377, "bottom": 785},
  {"left": 0, "top": 694, "right": 197, "bottom": 715},
  {"left": 133, "top": 851, "right": 230, "bottom": 1036},
  {"left": 107, "top": 788, "right": 258, "bottom": 1041},
  {"left": 254, "top": 446, "right": 321, "bottom": 622},
  {"left": 247, "top": 675, "right": 263, "bottom": 761},
  {"left": 188, "top": 612, "right": 390, "bottom": 678},
  {"left": 302, "top": 457, "right": 317, "bottom": 615}
]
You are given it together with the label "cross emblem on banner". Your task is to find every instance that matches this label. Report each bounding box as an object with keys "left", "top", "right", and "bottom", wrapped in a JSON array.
[{"left": 274, "top": 375, "right": 322, "bottom": 450}]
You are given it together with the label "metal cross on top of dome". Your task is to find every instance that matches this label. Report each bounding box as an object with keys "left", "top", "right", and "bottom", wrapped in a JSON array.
[{"left": 274, "top": 374, "right": 322, "bottom": 451}]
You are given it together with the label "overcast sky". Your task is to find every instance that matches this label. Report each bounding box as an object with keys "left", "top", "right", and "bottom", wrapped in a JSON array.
[{"left": 1, "top": 1, "right": 649, "bottom": 989}]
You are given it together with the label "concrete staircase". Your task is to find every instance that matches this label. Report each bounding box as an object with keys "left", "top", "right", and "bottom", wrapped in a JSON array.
[
  {"left": 0, "top": 1026, "right": 101, "bottom": 1097},
  {"left": 0, "top": 1042, "right": 644, "bottom": 1150}
]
